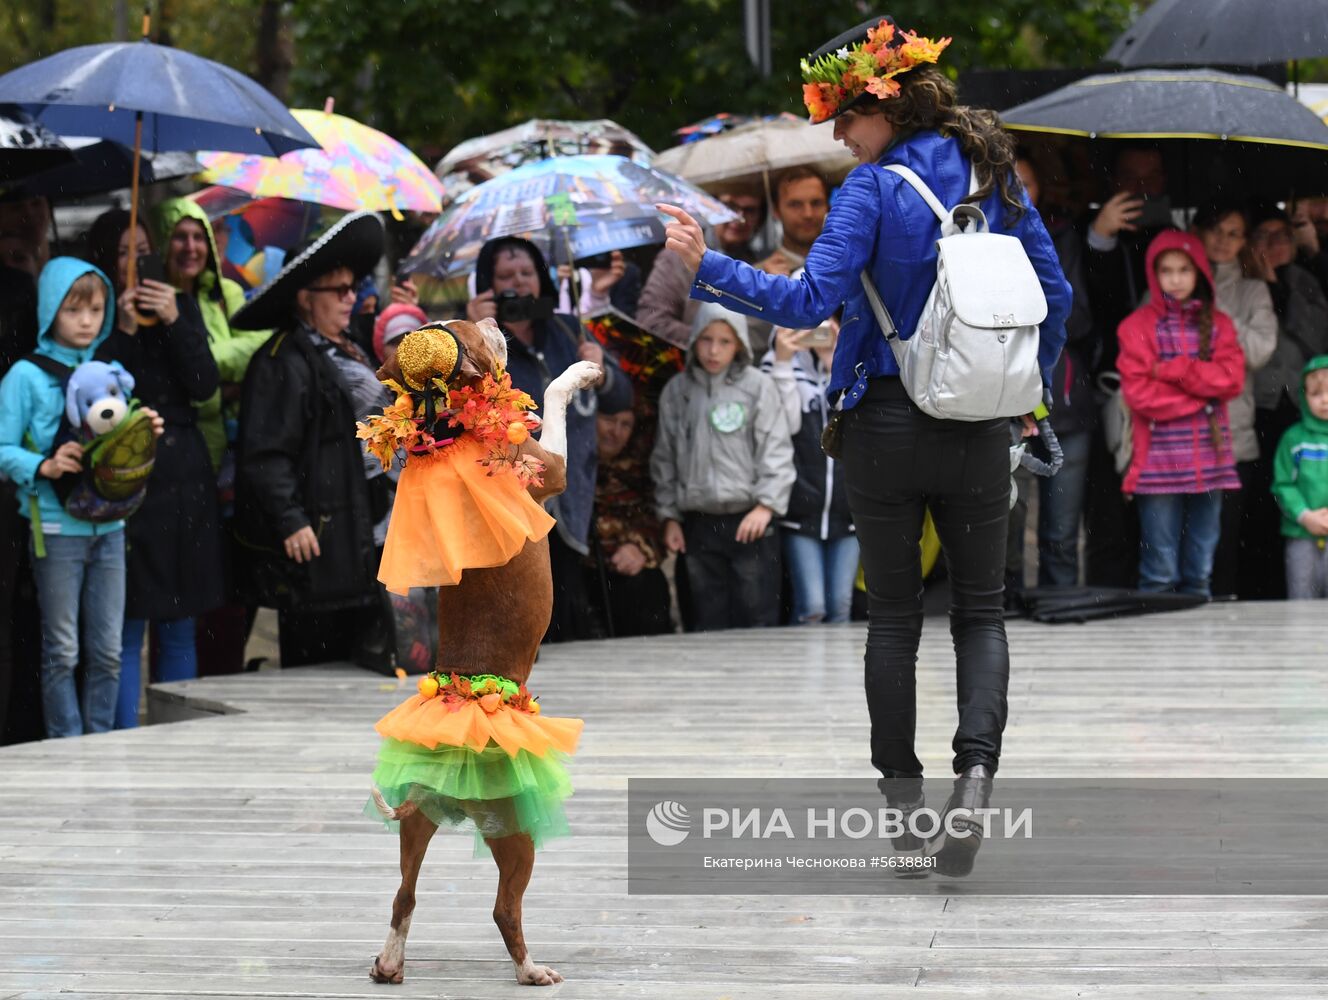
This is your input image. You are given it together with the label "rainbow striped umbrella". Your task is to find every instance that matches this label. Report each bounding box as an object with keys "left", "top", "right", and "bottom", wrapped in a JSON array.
[{"left": 196, "top": 102, "right": 443, "bottom": 218}]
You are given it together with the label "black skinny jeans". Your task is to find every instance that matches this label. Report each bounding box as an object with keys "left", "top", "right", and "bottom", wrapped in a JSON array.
[{"left": 842, "top": 377, "right": 1010, "bottom": 778}]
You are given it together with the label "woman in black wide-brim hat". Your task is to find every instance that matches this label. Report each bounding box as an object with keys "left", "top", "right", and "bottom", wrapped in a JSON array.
[
  {"left": 659, "top": 15, "right": 1075, "bottom": 873},
  {"left": 231, "top": 211, "right": 395, "bottom": 666}
]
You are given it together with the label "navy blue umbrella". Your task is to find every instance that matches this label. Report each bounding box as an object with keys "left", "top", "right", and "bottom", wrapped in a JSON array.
[
  {"left": 0, "top": 14, "right": 316, "bottom": 296},
  {"left": 0, "top": 41, "right": 316, "bottom": 157}
]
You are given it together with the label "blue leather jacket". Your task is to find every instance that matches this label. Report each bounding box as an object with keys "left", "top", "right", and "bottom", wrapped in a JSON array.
[{"left": 693, "top": 129, "right": 1073, "bottom": 411}]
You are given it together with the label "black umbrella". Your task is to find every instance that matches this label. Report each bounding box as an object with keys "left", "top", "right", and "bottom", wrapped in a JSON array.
[
  {"left": 1002, "top": 69, "right": 1328, "bottom": 201},
  {"left": 4, "top": 140, "right": 199, "bottom": 200},
  {"left": 1106, "top": 0, "right": 1328, "bottom": 69},
  {"left": 0, "top": 104, "right": 72, "bottom": 183}
]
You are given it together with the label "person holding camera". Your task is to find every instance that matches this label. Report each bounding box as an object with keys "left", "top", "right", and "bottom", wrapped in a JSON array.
[
  {"left": 86, "top": 208, "right": 224, "bottom": 727},
  {"left": 760, "top": 316, "right": 858, "bottom": 624},
  {"left": 466, "top": 236, "right": 632, "bottom": 642}
]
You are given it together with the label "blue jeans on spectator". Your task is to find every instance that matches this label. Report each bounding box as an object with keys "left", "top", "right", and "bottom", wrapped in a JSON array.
[
  {"left": 29, "top": 531, "right": 126, "bottom": 738},
  {"left": 1036, "top": 430, "right": 1090, "bottom": 587},
  {"left": 783, "top": 532, "right": 860, "bottom": 623},
  {"left": 117, "top": 617, "right": 198, "bottom": 729},
  {"left": 1135, "top": 492, "right": 1223, "bottom": 597}
]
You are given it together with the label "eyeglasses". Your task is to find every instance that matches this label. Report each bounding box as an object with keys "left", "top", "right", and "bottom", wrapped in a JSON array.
[
  {"left": 306, "top": 283, "right": 356, "bottom": 298},
  {"left": 721, "top": 199, "right": 763, "bottom": 219}
]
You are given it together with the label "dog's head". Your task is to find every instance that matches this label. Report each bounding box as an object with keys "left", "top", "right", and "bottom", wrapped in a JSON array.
[
  {"left": 66, "top": 360, "right": 135, "bottom": 436},
  {"left": 377, "top": 317, "right": 508, "bottom": 391}
]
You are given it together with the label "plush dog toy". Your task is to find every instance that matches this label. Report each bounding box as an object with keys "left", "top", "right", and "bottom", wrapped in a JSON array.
[
  {"left": 49, "top": 360, "right": 155, "bottom": 521},
  {"left": 360, "top": 317, "right": 601, "bottom": 987},
  {"left": 66, "top": 360, "right": 134, "bottom": 437}
]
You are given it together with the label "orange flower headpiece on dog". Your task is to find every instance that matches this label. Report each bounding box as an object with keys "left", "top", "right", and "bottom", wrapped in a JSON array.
[{"left": 800, "top": 16, "right": 951, "bottom": 125}]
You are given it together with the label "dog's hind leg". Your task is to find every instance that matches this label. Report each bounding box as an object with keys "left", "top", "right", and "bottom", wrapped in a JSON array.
[
  {"left": 487, "top": 832, "right": 562, "bottom": 985},
  {"left": 371, "top": 808, "right": 437, "bottom": 984}
]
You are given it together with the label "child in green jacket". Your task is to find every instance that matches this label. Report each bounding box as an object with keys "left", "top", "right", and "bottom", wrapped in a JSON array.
[{"left": 1272, "top": 355, "right": 1328, "bottom": 598}]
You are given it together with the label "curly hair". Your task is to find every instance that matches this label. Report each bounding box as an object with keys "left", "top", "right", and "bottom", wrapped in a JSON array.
[{"left": 868, "top": 67, "right": 1026, "bottom": 224}]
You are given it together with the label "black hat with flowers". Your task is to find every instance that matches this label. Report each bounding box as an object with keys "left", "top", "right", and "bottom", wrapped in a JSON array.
[{"left": 800, "top": 15, "right": 952, "bottom": 125}]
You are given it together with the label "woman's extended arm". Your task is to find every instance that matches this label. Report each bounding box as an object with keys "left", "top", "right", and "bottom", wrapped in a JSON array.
[{"left": 658, "top": 169, "right": 880, "bottom": 329}]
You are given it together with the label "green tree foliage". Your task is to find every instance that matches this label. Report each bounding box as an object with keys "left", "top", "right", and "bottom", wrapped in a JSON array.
[
  {"left": 288, "top": 0, "right": 1142, "bottom": 158},
  {"left": 1, "top": 0, "right": 1141, "bottom": 158}
]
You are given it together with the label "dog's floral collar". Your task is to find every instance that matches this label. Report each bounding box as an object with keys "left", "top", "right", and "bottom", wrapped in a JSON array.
[
  {"left": 416, "top": 671, "right": 541, "bottom": 715},
  {"left": 800, "top": 19, "right": 951, "bottom": 124},
  {"left": 356, "top": 366, "right": 545, "bottom": 487}
]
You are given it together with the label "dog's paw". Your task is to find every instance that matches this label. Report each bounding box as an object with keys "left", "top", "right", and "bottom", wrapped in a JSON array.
[
  {"left": 370, "top": 955, "right": 404, "bottom": 984},
  {"left": 548, "top": 360, "right": 601, "bottom": 396},
  {"left": 516, "top": 963, "right": 563, "bottom": 986}
]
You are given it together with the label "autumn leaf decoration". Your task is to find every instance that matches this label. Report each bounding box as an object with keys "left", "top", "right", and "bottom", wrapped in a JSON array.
[
  {"left": 356, "top": 367, "right": 545, "bottom": 487},
  {"left": 799, "top": 19, "right": 951, "bottom": 124}
]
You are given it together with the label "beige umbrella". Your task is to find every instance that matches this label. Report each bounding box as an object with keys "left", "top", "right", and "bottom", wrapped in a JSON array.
[{"left": 653, "top": 115, "right": 857, "bottom": 194}]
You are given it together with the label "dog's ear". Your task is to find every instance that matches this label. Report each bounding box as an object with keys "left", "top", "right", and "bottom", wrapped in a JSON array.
[
  {"left": 474, "top": 317, "right": 508, "bottom": 368},
  {"left": 376, "top": 354, "right": 405, "bottom": 387},
  {"left": 65, "top": 378, "right": 82, "bottom": 427},
  {"left": 109, "top": 360, "right": 135, "bottom": 398}
]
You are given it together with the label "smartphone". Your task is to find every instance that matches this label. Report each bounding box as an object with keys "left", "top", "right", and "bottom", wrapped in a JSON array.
[
  {"left": 137, "top": 253, "right": 165, "bottom": 284},
  {"left": 134, "top": 253, "right": 166, "bottom": 323},
  {"left": 802, "top": 324, "right": 834, "bottom": 347},
  {"left": 1133, "top": 194, "right": 1174, "bottom": 230}
]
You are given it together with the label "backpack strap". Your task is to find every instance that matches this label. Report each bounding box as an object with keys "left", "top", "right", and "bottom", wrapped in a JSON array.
[
  {"left": 884, "top": 164, "right": 987, "bottom": 235},
  {"left": 20, "top": 352, "right": 73, "bottom": 382}
]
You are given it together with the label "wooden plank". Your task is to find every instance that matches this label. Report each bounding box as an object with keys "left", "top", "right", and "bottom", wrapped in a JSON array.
[{"left": 1, "top": 603, "right": 1326, "bottom": 997}]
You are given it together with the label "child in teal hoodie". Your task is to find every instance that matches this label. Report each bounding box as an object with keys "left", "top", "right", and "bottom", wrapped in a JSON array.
[
  {"left": 1272, "top": 355, "right": 1328, "bottom": 599},
  {"left": 0, "top": 257, "right": 156, "bottom": 737}
]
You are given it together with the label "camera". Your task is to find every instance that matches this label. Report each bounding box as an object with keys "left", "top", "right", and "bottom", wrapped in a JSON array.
[
  {"left": 576, "top": 251, "right": 616, "bottom": 271},
  {"left": 495, "top": 289, "right": 555, "bottom": 325}
]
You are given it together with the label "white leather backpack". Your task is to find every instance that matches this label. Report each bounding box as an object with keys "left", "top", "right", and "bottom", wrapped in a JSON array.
[{"left": 861, "top": 164, "right": 1049, "bottom": 421}]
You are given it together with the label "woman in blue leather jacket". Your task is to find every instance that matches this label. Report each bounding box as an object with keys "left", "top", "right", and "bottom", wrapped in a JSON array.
[{"left": 660, "top": 15, "right": 1072, "bottom": 854}]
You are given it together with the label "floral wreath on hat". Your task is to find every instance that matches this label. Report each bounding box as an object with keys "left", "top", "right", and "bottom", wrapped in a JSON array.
[{"left": 800, "top": 18, "right": 951, "bottom": 125}]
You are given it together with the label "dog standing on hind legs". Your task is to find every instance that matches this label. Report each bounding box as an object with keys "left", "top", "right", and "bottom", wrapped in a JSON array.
[{"left": 363, "top": 316, "right": 599, "bottom": 986}]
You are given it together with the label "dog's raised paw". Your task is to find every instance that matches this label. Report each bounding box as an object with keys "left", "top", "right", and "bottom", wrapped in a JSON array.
[
  {"left": 370, "top": 955, "right": 403, "bottom": 984},
  {"left": 548, "top": 360, "right": 602, "bottom": 395},
  {"left": 517, "top": 963, "right": 563, "bottom": 986}
]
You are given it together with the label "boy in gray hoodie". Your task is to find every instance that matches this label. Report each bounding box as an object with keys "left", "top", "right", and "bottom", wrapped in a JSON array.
[{"left": 651, "top": 302, "right": 795, "bottom": 630}]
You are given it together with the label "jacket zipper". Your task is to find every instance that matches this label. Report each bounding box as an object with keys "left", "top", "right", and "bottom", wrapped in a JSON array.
[
  {"left": 695, "top": 280, "right": 765, "bottom": 313},
  {"left": 817, "top": 379, "right": 833, "bottom": 540}
]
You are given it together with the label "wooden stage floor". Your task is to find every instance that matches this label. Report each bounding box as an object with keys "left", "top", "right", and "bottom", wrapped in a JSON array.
[{"left": 2, "top": 601, "right": 1326, "bottom": 999}]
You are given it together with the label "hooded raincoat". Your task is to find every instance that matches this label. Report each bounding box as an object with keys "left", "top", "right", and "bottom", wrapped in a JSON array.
[
  {"left": 156, "top": 197, "right": 271, "bottom": 468},
  {"left": 1271, "top": 354, "right": 1328, "bottom": 539},
  {"left": 651, "top": 302, "right": 795, "bottom": 521},
  {"left": 0, "top": 258, "right": 119, "bottom": 537},
  {"left": 1117, "top": 231, "right": 1245, "bottom": 495}
]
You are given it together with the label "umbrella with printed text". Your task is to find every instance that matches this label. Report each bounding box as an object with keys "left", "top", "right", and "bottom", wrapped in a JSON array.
[
  {"left": 197, "top": 99, "right": 444, "bottom": 219},
  {"left": 0, "top": 9, "right": 316, "bottom": 294}
]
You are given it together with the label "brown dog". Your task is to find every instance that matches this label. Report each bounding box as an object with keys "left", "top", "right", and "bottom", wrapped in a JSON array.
[{"left": 368, "top": 317, "right": 600, "bottom": 986}]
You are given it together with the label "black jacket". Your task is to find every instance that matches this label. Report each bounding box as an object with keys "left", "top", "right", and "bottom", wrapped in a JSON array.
[
  {"left": 100, "top": 295, "right": 224, "bottom": 619},
  {"left": 761, "top": 352, "right": 853, "bottom": 540},
  {"left": 234, "top": 325, "right": 377, "bottom": 609},
  {"left": 1046, "top": 226, "right": 1096, "bottom": 436}
]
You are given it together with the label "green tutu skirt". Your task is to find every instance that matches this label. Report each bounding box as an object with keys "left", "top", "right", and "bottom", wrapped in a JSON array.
[{"left": 365, "top": 738, "right": 575, "bottom": 855}]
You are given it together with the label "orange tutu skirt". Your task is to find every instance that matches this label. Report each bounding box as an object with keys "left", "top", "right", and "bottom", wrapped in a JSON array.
[
  {"left": 378, "top": 436, "right": 555, "bottom": 595},
  {"left": 375, "top": 694, "right": 583, "bottom": 758}
]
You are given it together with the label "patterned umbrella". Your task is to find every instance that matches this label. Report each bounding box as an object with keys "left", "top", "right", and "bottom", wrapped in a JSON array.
[
  {"left": 197, "top": 101, "right": 444, "bottom": 218},
  {"left": 0, "top": 103, "right": 71, "bottom": 182},
  {"left": 436, "top": 119, "right": 654, "bottom": 182},
  {"left": 401, "top": 154, "right": 736, "bottom": 281}
]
